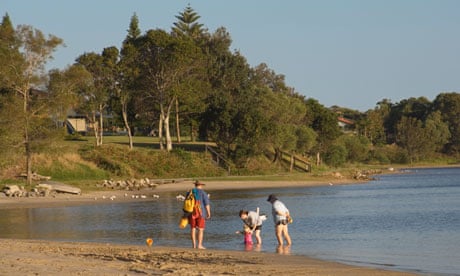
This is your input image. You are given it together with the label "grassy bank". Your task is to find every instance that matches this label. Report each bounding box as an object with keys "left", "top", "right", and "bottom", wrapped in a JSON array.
[{"left": 1, "top": 135, "right": 458, "bottom": 191}]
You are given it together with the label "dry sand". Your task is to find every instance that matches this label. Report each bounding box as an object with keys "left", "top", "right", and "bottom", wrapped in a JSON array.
[{"left": 0, "top": 179, "right": 417, "bottom": 275}]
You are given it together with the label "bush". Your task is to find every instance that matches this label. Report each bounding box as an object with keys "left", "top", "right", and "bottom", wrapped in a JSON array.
[{"left": 324, "top": 144, "right": 348, "bottom": 167}]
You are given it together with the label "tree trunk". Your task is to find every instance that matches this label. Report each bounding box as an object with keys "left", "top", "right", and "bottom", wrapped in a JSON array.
[
  {"left": 98, "top": 104, "right": 104, "bottom": 146},
  {"left": 316, "top": 151, "right": 321, "bottom": 166},
  {"left": 165, "top": 113, "right": 172, "bottom": 151},
  {"left": 92, "top": 112, "right": 100, "bottom": 146},
  {"left": 23, "top": 90, "right": 33, "bottom": 186},
  {"left": 158, "top": 111, "right": 164, "bottom": 150},
  {"left": 121, "top": 103, "right": 133, "bottom": 149},
  {"left": 175, "top": 97, "right": 181, "bottom": 143},
  {"left": 165, "top": 98, "right": 175, "bottom": 151}
]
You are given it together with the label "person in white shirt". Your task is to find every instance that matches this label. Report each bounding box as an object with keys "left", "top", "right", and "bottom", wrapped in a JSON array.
[
  {"left": 267, "top": 194, "right": 292, "bottom": 246},
  {"left": 239, "top": 209, "right": 266, "bottom": 244}
]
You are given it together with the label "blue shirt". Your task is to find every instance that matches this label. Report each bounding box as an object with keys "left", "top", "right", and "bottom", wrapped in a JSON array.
[{"left": 191, "top": 188, "right": 210, "bottom": 218}]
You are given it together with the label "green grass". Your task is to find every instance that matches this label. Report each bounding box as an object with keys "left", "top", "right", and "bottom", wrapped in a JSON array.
[{"left": 1, "top": 135, "right": 458, "bottom": 191}]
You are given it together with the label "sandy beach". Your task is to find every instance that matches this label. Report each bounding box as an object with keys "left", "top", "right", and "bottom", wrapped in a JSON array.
[
  {"left": 0, "top": 238, "right": 415, "bottom": 276},
  {"left": 0, "top": 179, "right": 417, "bottom": 275}
]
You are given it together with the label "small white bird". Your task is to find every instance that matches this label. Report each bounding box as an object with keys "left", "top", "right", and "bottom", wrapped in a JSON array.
[
  {"left": 153, "top": 194, "right": 160, "bottom": 199},
  {"left": 176, "top": 194, "right": 185, "bottom": 201},
  {"left": 141, "top": 195, "right": 147, "bottom": 199}
]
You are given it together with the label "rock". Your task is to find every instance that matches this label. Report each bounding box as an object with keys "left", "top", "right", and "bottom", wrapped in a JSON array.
[{"left": 2, "top": 185, "right": 22, "bottom": 197}]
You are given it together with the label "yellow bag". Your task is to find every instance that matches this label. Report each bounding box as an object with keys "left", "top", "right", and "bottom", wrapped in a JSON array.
[
  {"left": 183, "top": 190, "right": 195, "bottom": 214},
  {"left": 179, "top": 216, "right": 188, "bottom": 229}
]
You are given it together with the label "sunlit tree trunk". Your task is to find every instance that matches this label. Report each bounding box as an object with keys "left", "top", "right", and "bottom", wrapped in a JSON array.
[
  {"left": 175, "top": 97, "right": 181, "bottom": 143},
  {"left": 121, "top": 100, "right": 133, "bottom": 149},
  {"left": 158, "top": 111, "right": 164, "bottom": 150},
  {"left": 98, "top": 103, "right": 104, "bottom": 146}
]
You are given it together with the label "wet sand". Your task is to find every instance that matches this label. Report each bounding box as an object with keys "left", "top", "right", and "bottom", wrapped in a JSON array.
[{"left": 0, "top": 239, "right": 415, "bottom": 275}]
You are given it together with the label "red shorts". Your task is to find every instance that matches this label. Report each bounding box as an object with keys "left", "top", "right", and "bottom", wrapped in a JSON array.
[{"left": 189, "top": 216, "right": 206, "bottom": 229}]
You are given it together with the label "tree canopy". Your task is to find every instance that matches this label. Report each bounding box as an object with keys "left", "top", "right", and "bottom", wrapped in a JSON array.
[{"left": 1, "top": 7, "right": 459, "bottom": 179}]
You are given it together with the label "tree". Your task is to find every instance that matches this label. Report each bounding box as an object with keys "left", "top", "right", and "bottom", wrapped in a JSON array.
[
  {"left": 357, "top": 101, "right": 389, "bottom": 146},
  {"left": 117, "top": 13, "right": 142, "bottom": 149},
  {"left": 424, "top": 111, "right": 450, "bottom": 153},
  {"left": 305, "top": 99, "right": 341, "bottom": 166},
  {"left": 170, "top": 6, "right": 208, "bottom": 143},
  {"left": 0, "top": 19, "right": 63, "bottom": 185},
  {"left": 385, "top": 97, "right": 430, "bottom": 144},
  {"left": 201, "top": 51, "right": 269, "bottom": 165},
  {"left": 47, "top": 65, "right": 93, "bottom": 127},
  {"left": 135, "top": 29, "right": 202, "bottom": 151},
  {"left": 432, "top": 92, "right": 460, "bottom": 154},
  {"left": 396, "top": 116, "right": 429, "bottom": 163},
  {"left": 172, "top": 5, "right": 205, "bottom": 40},
  {"left": 323, "top": 144, "right": 347, "bottom": 167},
  {"left": 75, "top": 49, "right": 116, "bottom": 147},
  {"left": 337, "top": 134, "right": 370, "bottom": 163}
]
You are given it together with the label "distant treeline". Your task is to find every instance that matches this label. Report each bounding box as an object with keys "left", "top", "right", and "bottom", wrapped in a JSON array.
[{"left": 0, "top": 7, "right": 459, "bottom": 184}]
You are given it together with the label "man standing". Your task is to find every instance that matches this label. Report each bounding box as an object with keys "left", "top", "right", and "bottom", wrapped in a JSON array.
[
  {"left": 188, "top": 180, "right": 211, "bottom": 249},
  {"left": 239, "top": 209, "right": 265, "bottom": 244},
  {"left": 267, "top": 194, "right": 292, "bottom": 246}
]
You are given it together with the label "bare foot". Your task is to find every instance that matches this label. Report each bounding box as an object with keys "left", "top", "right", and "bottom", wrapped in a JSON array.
[{"left": 197, "top": 246, "right": 206, "bottom": 250}]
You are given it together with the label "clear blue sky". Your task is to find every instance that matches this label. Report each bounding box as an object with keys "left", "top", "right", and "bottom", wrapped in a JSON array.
[{"left": 3, "top": 0, "right": 460, "bottom": 111}]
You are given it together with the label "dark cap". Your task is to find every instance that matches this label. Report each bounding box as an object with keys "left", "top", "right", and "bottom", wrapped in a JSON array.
[
  {"left": 267, "top": 194, "right": 278, "bottom": 203},
  {"left": 194, "top": 180, "right": 205, "bottom": 186}
]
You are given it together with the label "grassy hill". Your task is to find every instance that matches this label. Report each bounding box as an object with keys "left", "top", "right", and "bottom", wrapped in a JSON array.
[
  {"left": 1, "top": 136, "right": 297, "bottom": 190},
  {"left": 4, "top": 135, "right": 452, "bottom": 192}
]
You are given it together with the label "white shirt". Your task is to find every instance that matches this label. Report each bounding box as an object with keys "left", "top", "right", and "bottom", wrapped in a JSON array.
[{"left": 272, "top": 200, "right": 289, "bottom": 223}]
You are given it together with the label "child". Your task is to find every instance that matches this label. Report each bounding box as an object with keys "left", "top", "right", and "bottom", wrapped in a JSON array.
[
  {"left": 243, "top": 224, "right": 253, "bottom": 245},
  {"left": 236, "top": 224, "right": 253, "bottom": 245}
]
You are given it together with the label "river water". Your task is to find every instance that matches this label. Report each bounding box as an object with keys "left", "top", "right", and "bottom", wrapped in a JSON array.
[{"left": 1, "top": 167, "right": 459, "bottom": 275}]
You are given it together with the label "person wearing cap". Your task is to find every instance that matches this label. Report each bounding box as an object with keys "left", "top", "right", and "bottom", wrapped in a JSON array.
[
  {"left": 267, "top": 194, "right": 292, "bottom": 246},
  {"left": 187, "top": 180, "right": 211, "bottom": 249}
]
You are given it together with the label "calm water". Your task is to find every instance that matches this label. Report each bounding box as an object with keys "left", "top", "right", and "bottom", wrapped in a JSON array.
[{"left": 1, "top": 167, "right": 459, "bottom": 275}]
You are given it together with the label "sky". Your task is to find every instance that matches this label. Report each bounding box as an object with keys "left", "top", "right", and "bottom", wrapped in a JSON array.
[{"left": 3, "top": 0, "right": 460, "bottom": 111}]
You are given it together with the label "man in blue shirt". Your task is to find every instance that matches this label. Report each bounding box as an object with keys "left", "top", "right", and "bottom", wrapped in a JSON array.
[{"left": 188, "top": 180, "right": 211, "bottom": 249}]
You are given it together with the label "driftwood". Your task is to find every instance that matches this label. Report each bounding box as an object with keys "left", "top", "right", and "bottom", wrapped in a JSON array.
[
  {"left": 37, "top": 181, "right": 81, "bottom": 195},
  {"left": 18, "top": 172, "right": 51, "bottom": 181}
]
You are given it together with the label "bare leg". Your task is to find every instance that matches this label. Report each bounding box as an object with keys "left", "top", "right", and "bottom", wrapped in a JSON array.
[
  {"left": 190, "top": 227, "right": 196, "bottom": 248},
  {"left": 283, "top": 225, "right": 292, "bottom": 245},
  {"left": 275, "top": 225, "right": 283, "bottom": 246},
  {"left": 197, "top": 228, "right": 206, "bottom": 249},
  {"left": 254, "top": 229, "right": 262, "bottom": 244}
]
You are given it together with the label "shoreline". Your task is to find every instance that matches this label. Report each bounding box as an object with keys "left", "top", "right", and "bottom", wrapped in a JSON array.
[
  {"left": 0, "top": 178, "right": 362, "bottom": 209},
  {"left": 0, "top": 238, "right": 416, "bottom": 275}
]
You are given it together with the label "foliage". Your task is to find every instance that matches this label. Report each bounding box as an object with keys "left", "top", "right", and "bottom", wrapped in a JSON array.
[
  {"left": 337, "top": 134, "right": 370, "bottom": 163},
  {"left": 1, "top": 8, "right": 459, "bottom": 183},
  {"left": 323, "top": 144, "right": 347, "bottom": 167}
]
